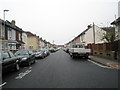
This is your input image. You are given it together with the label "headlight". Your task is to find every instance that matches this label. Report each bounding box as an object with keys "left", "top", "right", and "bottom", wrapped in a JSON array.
[{"left": 22, "top": 57, "right": 27, "bottom": 60}]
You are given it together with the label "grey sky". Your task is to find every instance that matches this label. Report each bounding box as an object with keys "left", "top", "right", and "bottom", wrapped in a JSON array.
[{"left": 0, "top": 0, "right": 119, "bottom": 45}]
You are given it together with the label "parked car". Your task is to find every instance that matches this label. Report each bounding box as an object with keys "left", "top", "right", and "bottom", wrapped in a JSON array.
[
  {"left": 33, "top": 49, "right": 46, "bottom": 59},
  {"left": 49, "top": 48, "right": 56, "bottom": 53},
  {"left": 41, "top": 49, "right": 50, "bottom": 56},
  {"left": 0, "top": 51, "right": 21, "bottom": 73},
  {"left": 69, "top": 43, "right": 91, "bottom": 59},
  {"left": 15, "top": 50, "right": 36, "bottom": 66}
]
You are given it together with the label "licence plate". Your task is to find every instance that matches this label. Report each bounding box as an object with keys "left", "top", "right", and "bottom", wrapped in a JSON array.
[{"left": 79, "top": 54, "right": 84, "bottom": 56}]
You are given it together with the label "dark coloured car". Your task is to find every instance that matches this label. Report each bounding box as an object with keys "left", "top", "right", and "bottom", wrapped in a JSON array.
[
  {"left": 0, "top": 51, "right": 21, "bottom": 73},
  {"left": 15, "top": 50, "right": 36, "bottom": 66}
]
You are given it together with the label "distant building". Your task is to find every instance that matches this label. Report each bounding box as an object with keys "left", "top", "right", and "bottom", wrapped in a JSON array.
[
  {"left": 39, "top": 38, "right": 45, "bottom": 49},
  {"left": 111, "top": 17, "right": 120, "bottom": 40}
]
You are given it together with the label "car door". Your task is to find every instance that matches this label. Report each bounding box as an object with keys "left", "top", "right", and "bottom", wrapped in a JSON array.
[
  {"left": 8, "top": 51, "right": 19, "bottom": 65},
  {"left": 28, "top": 50, "right": 35, "bottom": 61}
]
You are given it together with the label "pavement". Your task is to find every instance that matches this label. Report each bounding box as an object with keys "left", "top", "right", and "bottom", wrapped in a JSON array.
[{"left": 89, "top": 55, "right": 120, "bottom": 69}]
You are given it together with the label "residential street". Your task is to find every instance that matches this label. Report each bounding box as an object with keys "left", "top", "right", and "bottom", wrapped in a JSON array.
[{"left": 2, "top": 50, "right": 119, "bottom": 88}]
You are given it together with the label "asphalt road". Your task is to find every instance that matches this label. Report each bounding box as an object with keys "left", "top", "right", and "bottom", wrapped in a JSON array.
[{"left": 2, "top": 50, "right": 119, "bottom": 88}]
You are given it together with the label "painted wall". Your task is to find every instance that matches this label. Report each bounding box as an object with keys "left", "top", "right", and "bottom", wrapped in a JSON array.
[
  {"left": 22, "top": 32, "right": 27, "bottom": 49},
  {"left": 27, "top": 36, "right": 39, "bottom": 50},
  {"left": 81, "top": 25, "right": 106, "bottom": 45}
]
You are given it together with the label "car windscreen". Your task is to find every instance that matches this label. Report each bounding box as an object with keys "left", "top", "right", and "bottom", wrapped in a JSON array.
[{"left": 15, "top": 50, "right": 29, "bottom": 56}]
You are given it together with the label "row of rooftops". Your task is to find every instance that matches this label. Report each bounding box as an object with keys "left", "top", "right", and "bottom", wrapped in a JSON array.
[
  {"left": 66, "top": 17, "right": 119, "bottom": 45},
  {"left": 0, "top": 18, "right": 52, "bottom": 45},
  {"left": 111, "top": 17, "right": 120, "bottom": 24}
]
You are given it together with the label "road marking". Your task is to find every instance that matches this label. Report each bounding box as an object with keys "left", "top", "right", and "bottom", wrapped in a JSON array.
[
  {"left": 88, "top": 60, "right": 113, "bottom": 69},
  {"left": 0, "top": 82, "right": 7, "bottom": 88},
  {"left": 29, "top": 67, "right": 32, "bottom": 69},
  {"left": 15, "top": 70, "right": 31, "bottom": 79}
]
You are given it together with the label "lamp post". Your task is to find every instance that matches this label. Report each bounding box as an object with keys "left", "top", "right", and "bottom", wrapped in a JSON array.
[
  {"left": 3, "top": 9, "right": 9, "bottom": 50},
  {"left": 3, "top": 10, "right": 9, "bottom": 39}
]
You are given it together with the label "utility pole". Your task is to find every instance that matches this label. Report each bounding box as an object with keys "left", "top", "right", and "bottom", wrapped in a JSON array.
[
  {"left": 3, "top": 10, "right": 9, "bottom": 51},
  {"left": 93, "top": 22, "right": 95, "bottom": 44}
]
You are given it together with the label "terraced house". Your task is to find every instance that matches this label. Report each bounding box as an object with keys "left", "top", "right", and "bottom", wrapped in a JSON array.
[
  {"left": 0, "top": 19, "right": 25, "bottom": 52},
  {"left": 26, "top": 32, "right": 39, "bottom": 50}
]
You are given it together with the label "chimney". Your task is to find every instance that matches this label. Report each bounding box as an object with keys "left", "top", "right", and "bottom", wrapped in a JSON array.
[
  {"left": 11, "top": 20, "right": 16, "bottom": 26},
  {"left": 87, "top": 25, "right": 92, "bottom": 29}
]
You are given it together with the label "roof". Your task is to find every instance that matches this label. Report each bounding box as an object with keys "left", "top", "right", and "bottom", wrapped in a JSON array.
[
  {"left": 111, "top": 17, "right": 120, "bottom": 24},
  {"left": 6, "top": 20, "right": 23, "bottom": 32},
  {"left": 101, "top": 27, "right": 115, "bottom": 33},
  {"left": 26, "top": 32, "right": 36, "bottom": 37}
]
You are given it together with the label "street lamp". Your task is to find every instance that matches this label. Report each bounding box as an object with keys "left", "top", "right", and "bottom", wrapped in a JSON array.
[
  {"left": 3, "top": 9, "right": 9, "bottom": 39},
  {"left": 2, "top": 9, "right": 9, "bottom": 50}
]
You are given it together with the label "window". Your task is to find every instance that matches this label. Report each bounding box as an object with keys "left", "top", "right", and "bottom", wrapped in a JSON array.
[
  {"left": 72, "top": 44, "right": 83, "bottom": 48},
  {"left": 19, "top": 33, "right": 21, "bottom": 41},
  {"left": 15, "top": 50, "right": 29, "bottom": 56},
  {"left": 29, "top": 46, "right": 33, "bottom": 50},
  {"left": 3, "top": 52, "right": 10, "bottom": 59},
  {"left": 9, "top": 52, "right": 15, "bottom": 58}
]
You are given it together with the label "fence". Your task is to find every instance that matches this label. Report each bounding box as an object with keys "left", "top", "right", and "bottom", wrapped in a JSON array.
[{"left": 85, "top": 40, "right": 120, "bottom": 60}]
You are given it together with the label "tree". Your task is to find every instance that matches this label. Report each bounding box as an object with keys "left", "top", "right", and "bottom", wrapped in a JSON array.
[
  {"left": 101, "top": 27, "right": 116, "bottom": 43},
  {"left": 102, "top": 32, "right": 116, "bottom": 43}
]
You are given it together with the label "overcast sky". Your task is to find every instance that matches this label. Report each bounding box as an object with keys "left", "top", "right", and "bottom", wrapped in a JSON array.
[{"left": 0, "top": 0, "right": 119, "bottom": 45}]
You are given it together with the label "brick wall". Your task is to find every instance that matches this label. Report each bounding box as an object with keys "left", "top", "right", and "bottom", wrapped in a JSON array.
[{"left": 86, "top": 40, "right": 119, "bottom": 60}]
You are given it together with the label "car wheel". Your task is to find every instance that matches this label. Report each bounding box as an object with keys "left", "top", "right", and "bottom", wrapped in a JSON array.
[
  {"left": 85, "top": 56, "right": 88, "bottom": 59},
  {"left": 28, "top": 62, "right": 31, "bottom": 66},
  {"left": 41, "top": 56, "right": 44, "bottom": 59},
  {"left": 15, "top": 63, "right": 20, "bottom": 71},
  {"left": 33, "top": 60, "right": 36, "bottom": 63},
  {"left": 71, "top": 55, "right": 75, "bottom": 59}
]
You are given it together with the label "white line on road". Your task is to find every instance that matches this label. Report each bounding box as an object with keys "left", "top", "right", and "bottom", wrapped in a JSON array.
[
  {"left": 0, "top": 82, "right": 7, "bottom": 88},
  {"left": 15, "top": 70, "right": 32, "bottom": 79},
  {"left": 88, "top": 60, "right": 113, "bottom": 69},
  {"left": 29, "top": 67, "right": 32, "bottom": 69}
]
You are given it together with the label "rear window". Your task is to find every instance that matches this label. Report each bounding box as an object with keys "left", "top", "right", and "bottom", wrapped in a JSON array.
[{"left": 72, "top": 45, "right": 83, "bottom": 48}]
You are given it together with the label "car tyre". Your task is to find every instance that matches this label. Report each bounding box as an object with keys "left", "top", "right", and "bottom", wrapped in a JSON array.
[
  {"left": 71, "top": 55, "right": 75, "bottom": 59},
  {"left": 28, "top": 62, "right": 31, "bottom": 66},
  {"left": 41, "top": 56, "right": 44, "bottom": 59},
  {"left": 85, "top": 56, "right": 88, "bottom": 59},
  {"left": 33, "top": 60, "right": 36, "bottom": 63}
]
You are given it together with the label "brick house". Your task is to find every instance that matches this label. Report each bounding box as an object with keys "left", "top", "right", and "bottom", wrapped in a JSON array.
[
  {"left": 6, "top": 20, "right": 25, "bottom": 52},
  {"left": 0, "top": 19, "right": 25, "bottom": 52}
]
